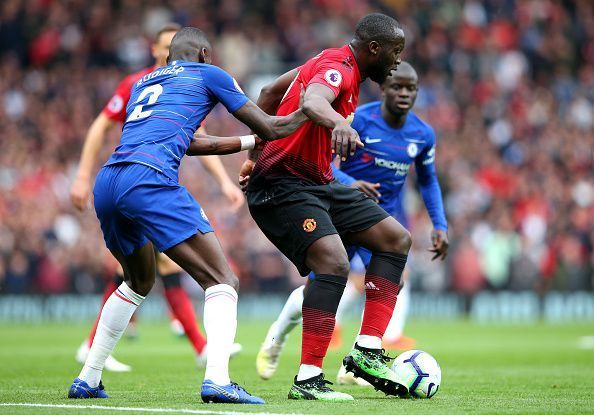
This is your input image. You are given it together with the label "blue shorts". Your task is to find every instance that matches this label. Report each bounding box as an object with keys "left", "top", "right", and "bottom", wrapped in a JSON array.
[
  {"left": 307, "top": 245, "right": 372, "bottom": 280},
  {"left": 93, "top": 163, "right": 213, "bottom": 256},
  {"left": 346, "top": 246, "right": 372, "bottom": 273}
]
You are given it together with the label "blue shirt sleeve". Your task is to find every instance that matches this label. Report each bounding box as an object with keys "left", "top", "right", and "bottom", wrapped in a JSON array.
[
  {"left": 350, "top": 111, "right": 363, "bottom": 131},
  {"left": 331, "top": 163, "right": 356, "bottom": 186},
  {"left": 415, "top": 126, "right": 448, "bottom": 231},
  {"left": 205, "top": 66, "right": 250, "bottom": 113}
]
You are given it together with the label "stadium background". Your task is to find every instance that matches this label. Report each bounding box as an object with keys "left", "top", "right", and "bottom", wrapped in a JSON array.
[{"left": 0, "top": 0, "right": 592, "bottom": 324}]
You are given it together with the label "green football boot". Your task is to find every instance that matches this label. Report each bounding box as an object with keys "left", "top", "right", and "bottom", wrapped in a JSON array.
[
  {"left": 343, "top": 343, "right": 408, "bottom": 397},
  {"left": 288, "top": 374, "right": 354, "bottom": 401}
]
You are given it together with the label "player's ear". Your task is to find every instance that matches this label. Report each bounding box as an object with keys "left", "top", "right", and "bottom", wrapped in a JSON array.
[
  {"left": 199, "top": 47, "right": 211, "bottom": 64},
  {"left": 368, "top": 40, "right": 380, "bottom": 57}
]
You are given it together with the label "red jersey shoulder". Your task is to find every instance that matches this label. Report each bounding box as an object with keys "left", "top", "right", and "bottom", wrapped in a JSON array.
[
  {"left": 102, "top": 66, "right": 154, "bottom": 122},
  {"left": 307, "top": 46, "right": 359, "bottom": 96}
]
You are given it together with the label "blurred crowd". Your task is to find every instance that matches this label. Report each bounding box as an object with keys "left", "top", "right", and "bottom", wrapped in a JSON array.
[{"left": 0, "top": 0, "right": 592, "bottom": 295}]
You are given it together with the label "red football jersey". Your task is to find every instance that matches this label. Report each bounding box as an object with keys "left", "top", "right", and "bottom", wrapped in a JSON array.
[
  {"left": 253, "top": 45, "right": 361, "bottom": 185},
  {"left": 101, "top": 66, "right": 155, "bottom": 123}
]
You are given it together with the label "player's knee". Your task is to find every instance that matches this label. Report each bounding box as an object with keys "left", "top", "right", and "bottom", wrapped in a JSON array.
[
  {"left": 324, "top": 255, "right": 350, "bottom": 277},
  {"left": 126, "top": 278, "right": 155, "bottom": 297},
  {"left": 392, "top": 228, "right": 412, "bottom": 254},
  {"left": 379, "top": 227, "right": 412, "bottom": 255},
  {"left": 216, "top": 272, "right": 239, "bottom": 291}
]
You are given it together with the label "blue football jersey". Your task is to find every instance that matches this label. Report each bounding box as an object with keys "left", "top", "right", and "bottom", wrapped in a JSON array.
[
  {"left": 105, "top": 61, "right": 249, "bottom": 181},
  {"left": 338, "top": 101, "right": 447, "bottom": 231}
]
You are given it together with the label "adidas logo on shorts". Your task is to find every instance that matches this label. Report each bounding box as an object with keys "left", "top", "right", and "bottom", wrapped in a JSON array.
[{"left": 365, "top": 281, "right": 380, "bottom": 291}]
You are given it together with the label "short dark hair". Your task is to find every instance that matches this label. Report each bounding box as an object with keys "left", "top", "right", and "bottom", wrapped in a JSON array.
[
  {"left": 155, "top": 22, "right": 182, "bottom": 43},
  {"left": 168, "top": 27, "right": 211, "bottom": 61},
  {"left": 354, "top": 13, "right": 401, "bottom": 43}
]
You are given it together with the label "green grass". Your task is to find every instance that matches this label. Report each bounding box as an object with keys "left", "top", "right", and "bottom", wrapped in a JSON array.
[{"left": 0, "top": 319, "right": 593, "bottom": 414}]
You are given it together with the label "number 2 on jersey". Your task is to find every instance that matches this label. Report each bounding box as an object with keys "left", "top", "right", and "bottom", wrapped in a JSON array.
[{"left": 127, "top": 84, "right": 163, "bottom": 122}]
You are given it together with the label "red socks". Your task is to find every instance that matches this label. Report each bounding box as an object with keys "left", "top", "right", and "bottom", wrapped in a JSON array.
[
  {"left": 162, "top": 273, "right": 207, "bottom": 355},
  {"left": 301, "top": 275, "right": 346, "bottom": 367},
  {"left": 360, "top": 252, "right": 407, "bottom": 339}
]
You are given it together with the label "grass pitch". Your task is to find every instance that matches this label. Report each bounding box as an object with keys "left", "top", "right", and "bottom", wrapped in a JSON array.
[{"left": 0, "top": 319, "right": 593, "bottom": 415}]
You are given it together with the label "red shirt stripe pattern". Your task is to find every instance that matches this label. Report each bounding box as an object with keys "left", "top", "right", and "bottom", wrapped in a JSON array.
[{"left": 252, "top": 45, "right": 361, "bottom": 185}]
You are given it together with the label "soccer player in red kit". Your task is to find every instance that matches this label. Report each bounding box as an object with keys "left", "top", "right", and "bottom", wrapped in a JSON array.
[
  {"left": 70, "top": 23, "right": 243, "bottom": 372},
  {"left": 241, "top": 13, "right": 410, "bottom": 401}
]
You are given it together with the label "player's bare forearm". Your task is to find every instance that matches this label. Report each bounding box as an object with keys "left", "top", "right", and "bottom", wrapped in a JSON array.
[
  {"left": 301, "top": 93, "right": 346, "bottom": 129},
  {"left": 302, "top": 84, "right": 362, "bottom": 159},
  {"left": 75, "top": 114, "right": 114, "bottom": 179},
  {"left": 257, "top": 68, "right": 300, "bottom": 115},
  {"left": 194, "top": 127, "right": 234, "bottom": 185},
  {"left": 187, "top": 134, "right": 243, "bottom": 156},
  {"left": 233, "top": 101, "right": 307, "bottom": 141}
]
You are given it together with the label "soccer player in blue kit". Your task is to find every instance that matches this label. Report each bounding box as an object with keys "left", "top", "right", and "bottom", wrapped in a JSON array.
[
  {"left": 68, "top": 27, "right": 307, "bottom": 404},
  {"left": 256, "top": 62, "right": 449, "bottom": 384}
]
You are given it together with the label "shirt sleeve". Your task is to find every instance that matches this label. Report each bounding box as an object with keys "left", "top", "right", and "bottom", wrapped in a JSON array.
[
  {"left": 415, "top": 126, "right": 448, "bottom": 231},
  {"left": 308, "top": 57, "right": 352, "bottom": 98},
  {"left": 331, "top": 163, "right": 356, "bottom": 186},
  {"left": 350, "top": 110, "right": 363, "bottom": 130},
  {"left": 102, "top": 75, "right": 134, "bottom": 123},
  {"left": 206, "top": 66, "right": 250, "bottom": 113}
]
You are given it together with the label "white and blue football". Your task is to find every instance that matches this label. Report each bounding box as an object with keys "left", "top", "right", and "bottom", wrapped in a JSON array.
[{"left": 391, "top": 350, "right": 441, "bottom": 398}]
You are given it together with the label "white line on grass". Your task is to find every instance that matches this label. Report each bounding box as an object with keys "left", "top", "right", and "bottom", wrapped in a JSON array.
[{"left": 0, "top": 403, "right": 303, "bottom": 415}]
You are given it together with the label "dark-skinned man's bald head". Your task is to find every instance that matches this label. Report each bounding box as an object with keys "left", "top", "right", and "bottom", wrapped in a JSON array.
[
  {"left": 351, "top": 13, "right": 405, "bottom": 84},
  {"left": 167, "top": 27, "right": 212, "bottom": 65},
  {"left": 381, "top": 61, "right": 419, "bottom": 116}
]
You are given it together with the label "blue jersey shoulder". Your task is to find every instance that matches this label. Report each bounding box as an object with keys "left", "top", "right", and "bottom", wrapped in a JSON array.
[
  {"left": 403, "top": 111, "right": 436, "bottom": 144},
  {"left": 107, "top": 61, "right": 248, "bottom": 181}
]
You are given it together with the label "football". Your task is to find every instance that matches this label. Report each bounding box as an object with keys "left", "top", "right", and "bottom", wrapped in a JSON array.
[{"left": 391, "top": 350, "right": 441, "bottom": 399}]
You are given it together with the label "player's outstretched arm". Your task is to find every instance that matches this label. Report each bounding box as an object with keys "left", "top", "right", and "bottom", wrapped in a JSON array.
[
  {"left": 302, "top": 84, "right": 363, "bottom": 160},
  {"left": 186, "top": 132, "right": 262, "bottom": 156},
  {"left": 415, "top": 134, "right": 449, "bottom": 260},
  {"left": 70, "top": 113, "right": 115, "bottom": 210},
  {"left": 258, "top": 68, "right": 300, "bottom": 115},
  {"left": 232, "top": 100, "right": 307, "bottom": 141},
  {"left": 195, "top": 128, "right": 245, "bottom": 211}
]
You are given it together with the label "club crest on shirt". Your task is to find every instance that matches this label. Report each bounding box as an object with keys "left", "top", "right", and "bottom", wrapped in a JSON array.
[
  {"left": 324, "top": 69, "right": 342, "bottom": 87},
  {"left": 407, "top": 143, "right": 418, "bottom": 158},
  {"left": 303, "top": 218, "right": 317, "bottom": 232},
  {"left": 107, "top": 95, "right": 124, "bottom": 113}
]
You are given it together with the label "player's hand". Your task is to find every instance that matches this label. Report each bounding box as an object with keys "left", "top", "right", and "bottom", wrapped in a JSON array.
[
  {"left": 298, "top": 83, "right": 305, "bottom": 109},
  {"left": 428, "top": 229, "right": 449, "bottom": 261},
  {"left": 239, "top": 159, "right": 255, "bottom": 191},
  {"left": 352, "top": 180, "right": 381, "bottom": 202},
  {"left": 221, "top": 180, "right": 244, "bottom": 211},
  {"left": 70, "top": 176, "right": 92, "bottom": 211},
  {"left": 254, "top": 135, "right": 265, "bottom": 151},
  {"left": 332, "top": 121, "right": 363, "bottom": 161}
]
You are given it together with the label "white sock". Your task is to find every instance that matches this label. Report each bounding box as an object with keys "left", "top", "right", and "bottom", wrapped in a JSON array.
[
  {"left": 297, "top": 364, "right": 322, "bottom": 381},
  {"left": 356, "top": 334, "right": 382, "bottom": 350},
  {"left": 335, "top": 280, "right": 361, "bottom": 324},
  {"left": 203, "top": 284, "right": 238, "bottom": 385},
  {"left": 79, "top": 282, "right": 144, "bottom": 387},
  {"left": 266, "top": 285, "right": 304, "bottom": 345},
  {"left": 384, "top": 282, "right": 410, "bottom": 341}
]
